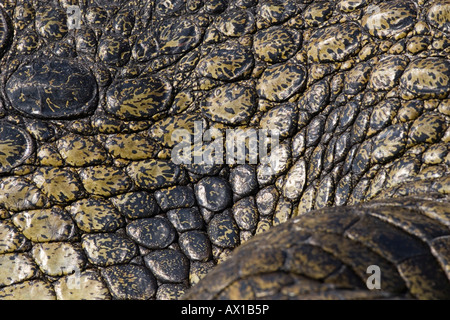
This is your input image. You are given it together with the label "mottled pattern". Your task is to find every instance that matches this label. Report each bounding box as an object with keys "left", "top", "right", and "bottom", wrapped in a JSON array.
[
  {"left": 57, "top": 134, "right": 107, "bottom": 167},
  {"left": 0, "top": 0, "right": 448, "bottom": 301},
  {"left": 6, "top": 58, "right": 98, "bottom": 119},
  {"left": 67, "top": 197, "right": 124, "bottom": 233},
  {"left": 185, "top": 196, "right": 450, "bottom": 300},
  {"left": 126, "top": 217, "right": 176, "bottom": 249},
  {"left": 201, "top": 83, "right": 256, "bottom": 125},
  {"left": 197, "top": 44, "right": 254, "bottom": 80},
  {"left": 253, "top": 26, "right": 300, "bottom": 63},
  {"left": 306, "top": 22, "right": 362, "bottom": 63},
  {"left": 215, "top": 9, "right": 255, "bottom": 37},
  {"left": 0, "top": 7, "right": 11, "bottom": 59},
  {"left": 82, "top": 233, "right": 137, "bottom": 267},
  {"left": 361, "top": 0, "right": 417, "bottom": 39},
  {"left": 35, "top": 6, "right": 67, "bottom": 40},
  {"left": 257, "top": 61, "right": 307, "bottom": 101},
  {"left": 400, "top": 58, "right": 450, "bottom": 99},
  {"left": 12, "top": 208, "right": 75, "bottom": 243},
  {"left": 303, "top": 1, "right": 334, "bottom": 27},
  {"left": 106, "top": 77, "right": 172, "bottom": 120},
  {"left": 427, "top": 0, "right": 450, "bottom": 33},
  {"left": 98, "top": 34, "right": 131, "bottom": 67},
  {"left": 369, "top": 55, "right": 410, "bottom": 91},
  {"left": 0, "top": 123, "right": 33, "bottom": 173},
  {"left": 31, "top": 242, "right": 86, "bottom": 277},
  {"left": 101, "top": 264, "right": 156, "bottom": 300}
]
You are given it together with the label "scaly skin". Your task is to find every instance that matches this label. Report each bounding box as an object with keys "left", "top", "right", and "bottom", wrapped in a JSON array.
[{"left": 0, "top": 0, "right": 448, "bottom": 300}]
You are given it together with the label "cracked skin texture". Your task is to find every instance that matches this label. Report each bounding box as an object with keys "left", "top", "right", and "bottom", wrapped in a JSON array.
[{"left": 0, "top": 0, "right": 449, "bottom": 300}]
